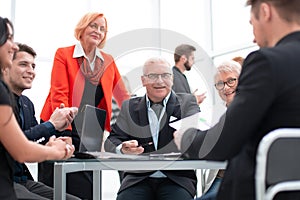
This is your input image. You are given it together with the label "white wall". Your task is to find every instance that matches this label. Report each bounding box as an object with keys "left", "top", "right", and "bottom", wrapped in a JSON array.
[
  {"left": 1, "top": 0, "right": 256, "bottom": 123},
  {"left": 1, "top": 1, "right": 257, "bottom": 197}
]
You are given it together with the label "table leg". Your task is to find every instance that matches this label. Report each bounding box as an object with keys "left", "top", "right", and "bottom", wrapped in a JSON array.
[
  {"left": 54, "top": 162, "right": 66, "bottom": 200},
  {"left": 93, "top": 170, "right": 102, "bottom": 200}
]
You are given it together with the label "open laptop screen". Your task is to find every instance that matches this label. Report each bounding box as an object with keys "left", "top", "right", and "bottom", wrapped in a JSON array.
[{"left": 78, "top": 105, "right": 106, "bottom": 152}]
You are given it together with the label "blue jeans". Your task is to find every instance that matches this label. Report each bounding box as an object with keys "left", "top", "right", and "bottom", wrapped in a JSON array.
[{"left": 196, "top": 177, "right": 222, "bottom": 200}]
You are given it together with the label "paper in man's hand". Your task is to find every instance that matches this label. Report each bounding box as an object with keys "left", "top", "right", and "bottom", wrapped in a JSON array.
[{"left": 169, "top": 113, "right": 210, "bottom": 132}]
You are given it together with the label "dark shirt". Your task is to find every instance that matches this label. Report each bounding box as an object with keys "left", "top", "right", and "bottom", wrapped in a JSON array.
[
  {"left": 13, "top": 94, "right": 23, "bottom": 128},
  {"left": 0, "top": 80, "right": 18, "bottom": 199},
  {"left": 72, "top": 78, "right": 104, "bottom": 150}
]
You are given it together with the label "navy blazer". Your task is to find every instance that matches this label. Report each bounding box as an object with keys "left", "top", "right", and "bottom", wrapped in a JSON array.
[
  {"left": 182, "top": 31, "right": 300, "bottom": 200},
  {"left": 20, "top": 95, "right": 54, "bottom": 141},
  {"left": 14, "top": 95, "right": 55, "bottom": 181},
  {"left": 105, "top": 92, "right": 200, "bottom": 197}
]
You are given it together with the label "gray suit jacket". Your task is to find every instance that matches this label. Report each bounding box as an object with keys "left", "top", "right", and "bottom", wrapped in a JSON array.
[{"left": 172, "top": 66, "right": 191, "bottom": 93}]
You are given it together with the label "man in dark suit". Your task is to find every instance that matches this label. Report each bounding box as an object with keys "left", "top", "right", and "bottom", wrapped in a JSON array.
[
  {"left": 1, "top": 43, "right": 79, "bottom": 200},
  {"left": 104, "top": 57, "right": 200, "bottom": 200},
  {"left": 172, "top": 44, "right": 206, "bottom": 105},
  {"left": 174, "top": 1, "right": 300, "bottom": 200}
]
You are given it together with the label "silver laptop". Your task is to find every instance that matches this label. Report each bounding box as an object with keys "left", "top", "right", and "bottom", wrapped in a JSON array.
[
  {"left": 75, "top": 105, "right": 175, "bottom": 160},
  {"left": 75, "top": 105, "right": 106, "bottom": 159}
]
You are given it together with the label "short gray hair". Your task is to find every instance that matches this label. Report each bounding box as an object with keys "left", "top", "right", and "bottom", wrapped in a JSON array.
[
  {"left": 214, "top": 60, "right": 241, "bottom": 80},
  {"left": 143, "top": 57, "right": 171, "bottom": 74}
]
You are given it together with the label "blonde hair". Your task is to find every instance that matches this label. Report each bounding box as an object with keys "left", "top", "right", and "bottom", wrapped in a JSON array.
[
  {"left": 74, "top": 12, "right": 107, "bottom": 49},
  {"left": 232, "top": 56, "right": 244, "bottom": 66}
]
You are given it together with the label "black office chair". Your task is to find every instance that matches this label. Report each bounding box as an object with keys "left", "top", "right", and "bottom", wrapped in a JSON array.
[{"left": 255, "top": 128, "right": 300, "bottom": 200}]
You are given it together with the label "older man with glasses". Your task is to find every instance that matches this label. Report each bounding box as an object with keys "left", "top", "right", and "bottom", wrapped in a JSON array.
[{"left": 104, "top": 57, "right": 200, "bottom": 200}]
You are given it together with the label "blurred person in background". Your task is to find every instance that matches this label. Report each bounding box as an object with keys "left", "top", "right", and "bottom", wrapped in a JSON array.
[
  {"left": 232, "top": 56, "right": 244, "bottom": 67},
  {"left": 172, "top": 44, "right": 206, "bottom": 105}
]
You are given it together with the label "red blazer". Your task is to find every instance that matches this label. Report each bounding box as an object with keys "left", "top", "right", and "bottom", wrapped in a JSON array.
[{"left": 40, "top": 45, "right": 129, "bottom": 131}]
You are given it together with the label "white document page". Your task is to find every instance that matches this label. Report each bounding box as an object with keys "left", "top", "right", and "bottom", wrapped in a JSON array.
[{"left": 169, "top": 113, "right": 211, "bottom": 132}]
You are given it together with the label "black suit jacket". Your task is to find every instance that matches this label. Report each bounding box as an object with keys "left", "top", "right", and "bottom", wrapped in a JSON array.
[
  {"left": 182, "top": 31, "right": 300, "bottom": 200},
  {"left": 104, "top": 92, "right": 200, "bottom": 197},
  {"left": 172, "top": 66, "right": 191, "bottom": 93}
]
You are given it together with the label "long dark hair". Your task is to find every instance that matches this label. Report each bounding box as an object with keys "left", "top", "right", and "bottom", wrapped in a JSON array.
[
  {"left": 0, "top": 16, "right": 14, "bottom": 77},
  {"left": 0, "top": 17, "right": 14, "bottom": 47},
  {"left": 0, "top": 16, "right": 16, "bottom": 126}
]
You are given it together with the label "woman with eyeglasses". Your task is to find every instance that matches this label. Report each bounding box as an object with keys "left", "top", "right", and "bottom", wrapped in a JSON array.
[
  {"left": 214, "top": 61, "right": 241, "bottom": 107},
  {"left": 0, "top": 16, "right": 75, "bottom": 199},
  {"left": 38, "top": 12, "right": 130, "bottom": 199},
  {"left": 198, "top": 60, "right": 241, "bottom": 200}
]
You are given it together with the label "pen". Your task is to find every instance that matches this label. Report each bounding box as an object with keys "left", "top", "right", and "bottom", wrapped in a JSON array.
[{"left": 138, "top": 142, "right": 153, "bottom": 147}]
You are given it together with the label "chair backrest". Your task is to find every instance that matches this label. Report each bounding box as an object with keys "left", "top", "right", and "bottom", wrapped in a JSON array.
[{"left": 255, "top": 128, "right": 300, "bottom": 200}]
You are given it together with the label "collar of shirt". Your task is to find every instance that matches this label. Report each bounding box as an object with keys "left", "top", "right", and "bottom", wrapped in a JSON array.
[
  {"left": 73, "top": 43, "right": 104, "bottom": 62},
  {"left": 146, "top": 92, "right": 171, "bottom": 109},
  {"left": 173, "top": 66, "right": 187, "bottom": 78}
]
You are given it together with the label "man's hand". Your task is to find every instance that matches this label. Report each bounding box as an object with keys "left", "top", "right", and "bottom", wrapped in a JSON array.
[
  {"left": 49, "top": 106, "right": 78, "bottom": 132},
  {"left": 56, "top": 136, "right": 73, "bottom": 146},
  {"left": 193, "top": 89, "right": 206, "bottom": 105},
  {"left": 121, "top": 140, "right": 144, "bottom": 155}
]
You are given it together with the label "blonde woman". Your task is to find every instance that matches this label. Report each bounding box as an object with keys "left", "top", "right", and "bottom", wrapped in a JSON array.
[{"left": 39, "top": 12, "right": 130, "bottom": 199}]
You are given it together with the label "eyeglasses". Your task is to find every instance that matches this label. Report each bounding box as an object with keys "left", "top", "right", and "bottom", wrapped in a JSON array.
[
  {"left": 214, "top": 78, "right": 237, "bottom": 90},
  {"left": 144, "top": 73, "right": 172, "bottom": 81},
  {"left": 88, "top": 23, "right": 107, "bottom": 33}
]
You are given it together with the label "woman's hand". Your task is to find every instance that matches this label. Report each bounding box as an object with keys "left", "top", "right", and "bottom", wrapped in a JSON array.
[{"left": 46, "top": 136, "right": 75, "bottom": 160}]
